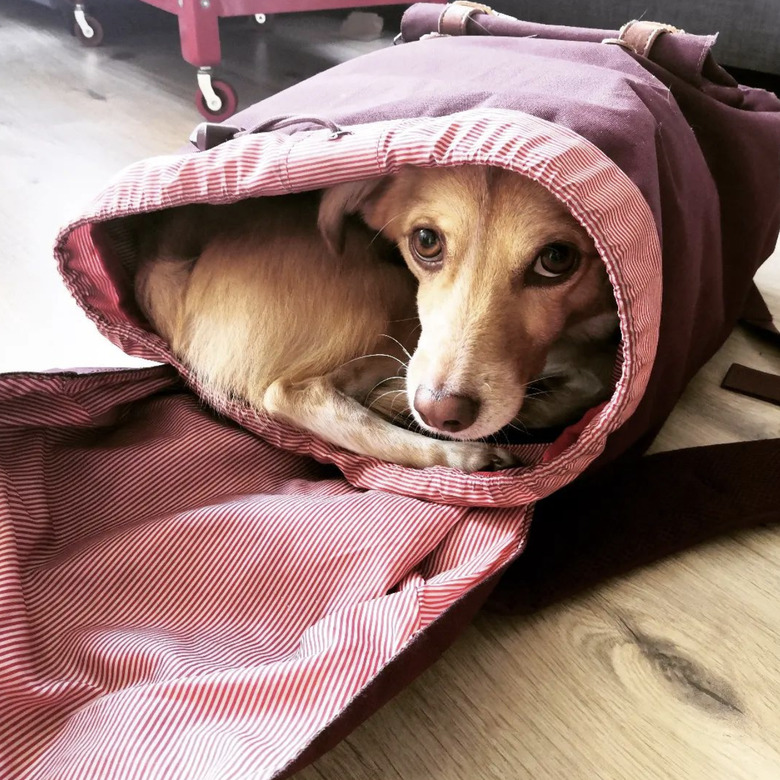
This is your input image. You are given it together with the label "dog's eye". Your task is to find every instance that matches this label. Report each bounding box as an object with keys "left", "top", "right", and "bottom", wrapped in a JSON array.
[
  {"left": 410, "top": 228, "right": 443, "bottom": 264},
  {"left": 530, "top": 243, "right": 580, "bottom": 281}
]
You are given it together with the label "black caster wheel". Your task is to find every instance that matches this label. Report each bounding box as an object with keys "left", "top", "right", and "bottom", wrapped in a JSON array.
[{"left": 195, "top": 79, "right": 238, "bottom": 122}]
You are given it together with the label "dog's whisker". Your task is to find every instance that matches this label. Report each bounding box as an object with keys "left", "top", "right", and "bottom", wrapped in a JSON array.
[
  {"left": 524, "top": 372, "right": 563, "bottom": 387},
  {"left": 367, "top": 389, "right": 407, "bottom": 413},
  {"left": 525, "top": 388, "right": 554, "bottom": 399},
  {"left": 337, "top": 352, "right": 408, "bottom": 369},
  {"left": 370, "top": 388, "right": 407, "bottom": 400},
  {"left": 401, "top": 414, "right": 424, "bottom": 434},
  {"left": 366, "top": 377, "right": 406, "bottom": 408},
  {"left": 380, "top": 333, "right": 413, "bottom": 363},
  {"left": 364, "top": 375, "right": 406, "bottom": 399},
  {"left": 505, "top": 420, "right": 529, "bottom": 436},
  {"left": 367, "top": 212, "right": 404, "bottom": 248},
  {"left": 496, "top": 427, "right": 512, "bottom": 447},
  {"left": 388, "top": 406, "right": 415, "bottom": 428}
]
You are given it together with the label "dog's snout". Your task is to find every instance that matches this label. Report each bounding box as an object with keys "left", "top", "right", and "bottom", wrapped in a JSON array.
[{"left": 413, "top": 387, "right": 480, "bottom": 433}]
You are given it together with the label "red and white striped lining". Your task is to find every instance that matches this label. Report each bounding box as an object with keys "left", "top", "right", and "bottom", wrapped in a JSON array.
[
  {"left": 0, "top": 369, "right": 530, "bottom": 778},
  {"left": 0, "top": 109, "right": 660, "bottom": 778},
  {"left": 56, "top": 108, "right": 662, "bottom": 507}
]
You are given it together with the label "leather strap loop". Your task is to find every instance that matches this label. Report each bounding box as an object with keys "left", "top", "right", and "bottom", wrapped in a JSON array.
[
  {"left": 607, "top": 19, "right": 683, "bottom": 58},
  {"left": 437, "top": 1, "right": 493, "bottom": 36}
]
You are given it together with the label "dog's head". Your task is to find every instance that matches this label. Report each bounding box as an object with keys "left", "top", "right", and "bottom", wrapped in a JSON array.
[{"left": 320, "top": 165, "right": 616, "bottom": 440}]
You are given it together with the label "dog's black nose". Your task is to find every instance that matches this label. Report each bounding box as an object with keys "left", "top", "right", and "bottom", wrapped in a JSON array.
[{"left": 413, "top": 387, "right": 479, "bottom": 433}]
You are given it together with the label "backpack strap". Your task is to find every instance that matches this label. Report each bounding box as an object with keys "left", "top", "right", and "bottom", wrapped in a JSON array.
[
  {"left": 722, "top": 365, "right": 780, "bottom": 406},
  {"left": 488, "top": 437, "right": 780, "bottom": 614}
]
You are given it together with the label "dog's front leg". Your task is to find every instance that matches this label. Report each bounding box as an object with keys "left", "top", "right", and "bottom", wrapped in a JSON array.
[{"left": 263, "top": 377, "right": 516, "bottom": 472}]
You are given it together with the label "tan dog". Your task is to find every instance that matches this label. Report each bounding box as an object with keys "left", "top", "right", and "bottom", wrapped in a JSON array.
[{"left": 135, "top": 165, "right": 617, "bottom": 471}]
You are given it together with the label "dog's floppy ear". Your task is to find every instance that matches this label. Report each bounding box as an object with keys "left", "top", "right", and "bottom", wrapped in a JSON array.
[{"left": 318, "top": 177, "right": 388, "bottom": 255}]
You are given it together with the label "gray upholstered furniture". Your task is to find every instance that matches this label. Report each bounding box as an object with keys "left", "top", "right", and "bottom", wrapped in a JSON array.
[{"left": 493, "top": 0, "right": 780, "bottom": 74}]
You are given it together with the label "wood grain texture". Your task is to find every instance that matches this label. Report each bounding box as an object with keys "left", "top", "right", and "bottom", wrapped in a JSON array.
[{"left": 1, "top": 2, "right": 778, "bottom": 776}]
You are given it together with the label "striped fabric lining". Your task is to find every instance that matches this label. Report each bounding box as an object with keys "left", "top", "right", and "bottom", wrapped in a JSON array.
[
  {"left": 0, "top": 109, "right": 661, "bottom": 778},
  {"left": 0, "top": 372, "right": 530, "bottom": 779}
]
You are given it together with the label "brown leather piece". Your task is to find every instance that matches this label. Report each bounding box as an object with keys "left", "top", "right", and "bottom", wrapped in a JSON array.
[
  {"left": 722, "top": 363, "right": 780, "bottom": 406},
  {"left": 437, "top": 2, "right": 491, "bottom": 36},
  {"left": 619, "top": 20, "right": 681, "bottom": 58}
]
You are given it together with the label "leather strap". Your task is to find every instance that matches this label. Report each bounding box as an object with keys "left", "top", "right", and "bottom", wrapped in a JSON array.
[
  {"left": 606, "top": 19, "right": 683, "bottom": 58},
  {"left": 190, "top": 115, "right": 351, "bottom": 151},
  {"left": 437, "top": 1, "right": 492, "bottom": 36},
  {"left": 191, "top": 122, "right": 241, "bottom": 151},
  {"left": 722, "top": 364, "right": 780, "bottom": 406},
  {"left": 488, "top": 437, "right": 780, "bottom": 614}
]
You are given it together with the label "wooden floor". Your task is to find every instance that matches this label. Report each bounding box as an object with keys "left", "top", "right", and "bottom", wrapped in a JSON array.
[{"left": 1, "top": 1, "right": 779, "bottom": 777}]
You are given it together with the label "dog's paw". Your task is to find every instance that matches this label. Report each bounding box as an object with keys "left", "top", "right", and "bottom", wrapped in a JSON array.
[{"left": 440, "top": 441, "right": 517, "bottom": 473}]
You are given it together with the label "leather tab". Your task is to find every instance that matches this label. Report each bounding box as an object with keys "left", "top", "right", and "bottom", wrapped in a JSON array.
[
  {"left": 437, "top": 1, "right": 492, "bottom": 36},
  {"left": 614, "top": 19, "right": 683, "bottom": 58},
  {"left": 722, "top": 363, "right": 780, "bottom": 407}
]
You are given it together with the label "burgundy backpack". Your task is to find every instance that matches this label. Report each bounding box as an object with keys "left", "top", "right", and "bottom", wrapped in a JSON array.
[{"left": 1, "top": 5, "right": 777, "bottom": 778}]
